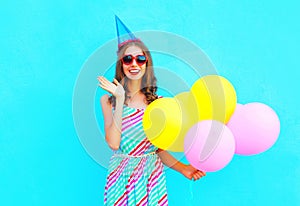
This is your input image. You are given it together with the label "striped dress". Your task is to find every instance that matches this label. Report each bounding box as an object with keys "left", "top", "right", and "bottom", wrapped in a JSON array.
[{"left": 104, "top": 105, "right": 168, "bottom": 206}]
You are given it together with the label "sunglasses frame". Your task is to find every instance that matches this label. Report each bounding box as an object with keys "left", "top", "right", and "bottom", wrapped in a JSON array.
[{"left": 121, "top": 54, "right": 148, "bottom": 66}]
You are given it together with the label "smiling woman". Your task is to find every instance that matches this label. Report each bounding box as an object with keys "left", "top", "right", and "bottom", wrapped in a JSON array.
[
  {"left": 111, "top": 41, "right": 155, "bottom": 108},
  {"left": 121, "top": 50, "right": 147, "bottom": 79},
  {"left": 96, "top": 16, "right": 206, "bottom": 205}
]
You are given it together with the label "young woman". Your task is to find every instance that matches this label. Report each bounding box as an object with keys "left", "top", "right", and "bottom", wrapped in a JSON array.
[{"left": 98, "top": 40, "right": 206, "bottom": 205}]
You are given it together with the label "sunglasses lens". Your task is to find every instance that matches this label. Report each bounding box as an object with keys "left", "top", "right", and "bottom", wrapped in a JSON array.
[
  {"left": 122, "top": 55, "right": 133, "bottom": 65},
  {"left": 122, "top": 55, "right": 147, "bottom": 66},
  {"left": 136, "top": 55, "right": 147, "bottom": 64}
]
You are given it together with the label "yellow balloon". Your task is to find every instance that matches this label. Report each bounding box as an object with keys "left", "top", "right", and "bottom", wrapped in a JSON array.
[
  {"left": 190, "top": 75, "right": 237, "bottom": 123},
  {"left": 142, "top": 97, "right": 182, "bottom": 151},
  {"left": 172, "top": 92, "right": 199, "bottom": 151}
]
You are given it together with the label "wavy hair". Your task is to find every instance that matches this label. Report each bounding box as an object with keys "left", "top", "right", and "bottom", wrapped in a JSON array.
[{"left": 108, "top": 41, "right": 158, "bottom": 106}]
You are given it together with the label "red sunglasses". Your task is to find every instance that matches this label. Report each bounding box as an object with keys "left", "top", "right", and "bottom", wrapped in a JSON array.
[{"left": 121, "top": 54, "right": 148, "bottom": 66}]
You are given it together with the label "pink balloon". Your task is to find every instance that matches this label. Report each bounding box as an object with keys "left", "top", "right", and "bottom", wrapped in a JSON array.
[
  {"left": 184, "top": 120, "right": 235, "bottom": 172},
  {"left": 227, "top": 102, "right": 280, "bottom": 155}
]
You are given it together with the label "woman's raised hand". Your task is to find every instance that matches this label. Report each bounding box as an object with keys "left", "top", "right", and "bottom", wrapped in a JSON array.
[{"left": 98, "top": 76, "right": 125, "bottom": 99}]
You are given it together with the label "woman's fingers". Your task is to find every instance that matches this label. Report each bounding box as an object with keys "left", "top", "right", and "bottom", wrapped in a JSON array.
[
  {"left": 99, "top": 77, "right": 120, "bottom": 89},
  {"left": 192, "top": 170, "right": 206, "bottom": 181},
  {"left": 97, "top": 77, "right": 124, "bottom": 98},
  {"left": 200, "top": 171, "right": 206, "bottom": 176},
  {"left": 98, "top": 76, "right": 120, "bottom": 86},
  {"left": 98, "top": 84, "right": 111, "bottom": 93},
  {"left": 98, "top": 76, "right": 111, "bottom": 86},
  {"left": 113, "top": 78, "right": 120, "bottom": 85},
  {"left": 193, "top": 172, "right": 200, "bottom": 180},
  {"left": 98, "top": 77, "right": 116, "bottom": 91}
]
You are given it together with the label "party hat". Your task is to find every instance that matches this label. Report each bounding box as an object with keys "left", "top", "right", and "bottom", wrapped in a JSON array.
[{"left": 115, "top": 15, "right": 141, "bottom": 48}]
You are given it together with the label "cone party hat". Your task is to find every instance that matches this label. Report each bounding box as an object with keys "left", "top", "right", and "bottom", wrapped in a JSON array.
[{"left": 115, "top": 15, "right": 141, "bottom": 48}]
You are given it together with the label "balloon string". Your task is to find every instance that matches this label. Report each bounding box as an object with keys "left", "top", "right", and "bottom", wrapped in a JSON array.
[{"left": 188, "top": 179, "right": 194, "bottom": 205}]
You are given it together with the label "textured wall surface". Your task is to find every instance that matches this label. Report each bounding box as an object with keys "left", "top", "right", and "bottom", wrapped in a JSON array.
[{"left": 1, "top": 1, "right": 299, "bottom": 205}]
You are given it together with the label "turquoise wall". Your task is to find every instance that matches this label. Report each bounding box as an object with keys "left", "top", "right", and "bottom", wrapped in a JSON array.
[{"left": 1, "top": 0, "right": 299, "bottom": 205}]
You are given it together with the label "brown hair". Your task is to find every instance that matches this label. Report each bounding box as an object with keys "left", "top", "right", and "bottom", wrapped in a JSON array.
[{"left": 108, "top": 41, "right": 158, "bottom": 106}]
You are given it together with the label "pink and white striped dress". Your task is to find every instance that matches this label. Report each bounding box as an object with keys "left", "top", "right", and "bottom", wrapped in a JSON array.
[{"left": 104, "top": 105, "right": 168, "bottom": 206}]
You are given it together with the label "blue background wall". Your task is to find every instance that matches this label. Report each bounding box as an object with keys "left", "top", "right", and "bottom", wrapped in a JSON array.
[{"left": 1, "top": 0, "right": 299, "bottom": 205}]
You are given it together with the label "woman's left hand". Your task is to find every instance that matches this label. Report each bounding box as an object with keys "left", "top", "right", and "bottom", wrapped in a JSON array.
[
  {"left": 181, "top": 164, "right": 206, "bottom": 181},
  {"left": 97, "top": 76, "right": 125, "bottom": 100}
]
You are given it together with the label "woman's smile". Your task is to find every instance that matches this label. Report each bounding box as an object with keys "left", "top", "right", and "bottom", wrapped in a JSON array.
[{"left": 128, "top": 68, "right": 141, "bottom": 75}]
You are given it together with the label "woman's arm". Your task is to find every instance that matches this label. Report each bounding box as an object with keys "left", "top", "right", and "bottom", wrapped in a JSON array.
[
  {"left": 98, "top": 77, "right": 125, "bottom": 150},
  {"left": 157, "top": 149, "right": 206, "bottom": 181},
  {"left": 100, "top": 94, "right": 124, "bottom": 150}
]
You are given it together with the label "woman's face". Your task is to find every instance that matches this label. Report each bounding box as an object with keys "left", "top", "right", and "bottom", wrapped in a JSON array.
[{"left": 122, "top": 45, "right": 147, "bottom": 80}]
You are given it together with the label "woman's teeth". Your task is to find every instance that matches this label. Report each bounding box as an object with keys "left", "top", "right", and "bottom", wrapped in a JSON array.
[{"left": 129, "top": 69, "right": 140, "bottom": 74}]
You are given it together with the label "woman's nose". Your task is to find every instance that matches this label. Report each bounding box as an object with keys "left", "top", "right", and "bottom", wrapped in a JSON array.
[{"left": 131, "top": 59, "right": 138, "bottom": 66}]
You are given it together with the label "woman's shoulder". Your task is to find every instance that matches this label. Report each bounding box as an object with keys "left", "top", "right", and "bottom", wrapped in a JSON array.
[
  {"left": 100, "top": 94, "right": 112, "bottom": 108},
  {"left": 101, "top": 94, "right": 110, "bottom": 101}
]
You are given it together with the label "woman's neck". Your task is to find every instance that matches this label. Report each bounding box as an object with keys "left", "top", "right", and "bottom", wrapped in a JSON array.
[
  {"left": 126, "top": 79, "right": 147, "bottom": 108},
  {"left": 127, "top": 79, "right": 142, "bottom": 95}
]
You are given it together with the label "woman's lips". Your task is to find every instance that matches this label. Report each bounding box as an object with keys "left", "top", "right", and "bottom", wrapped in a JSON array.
[{"left": 129, "top": 69, "right": 140, "bottom": 75}]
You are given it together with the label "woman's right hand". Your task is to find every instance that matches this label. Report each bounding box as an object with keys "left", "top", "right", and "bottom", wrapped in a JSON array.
[{"left": 98, "top": 76, "right": 125, "bottom": 99}]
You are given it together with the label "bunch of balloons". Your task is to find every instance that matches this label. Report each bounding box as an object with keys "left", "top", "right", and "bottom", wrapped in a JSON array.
[{"left": 142, "top": 75, "right": 280, "bottom": 172}]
